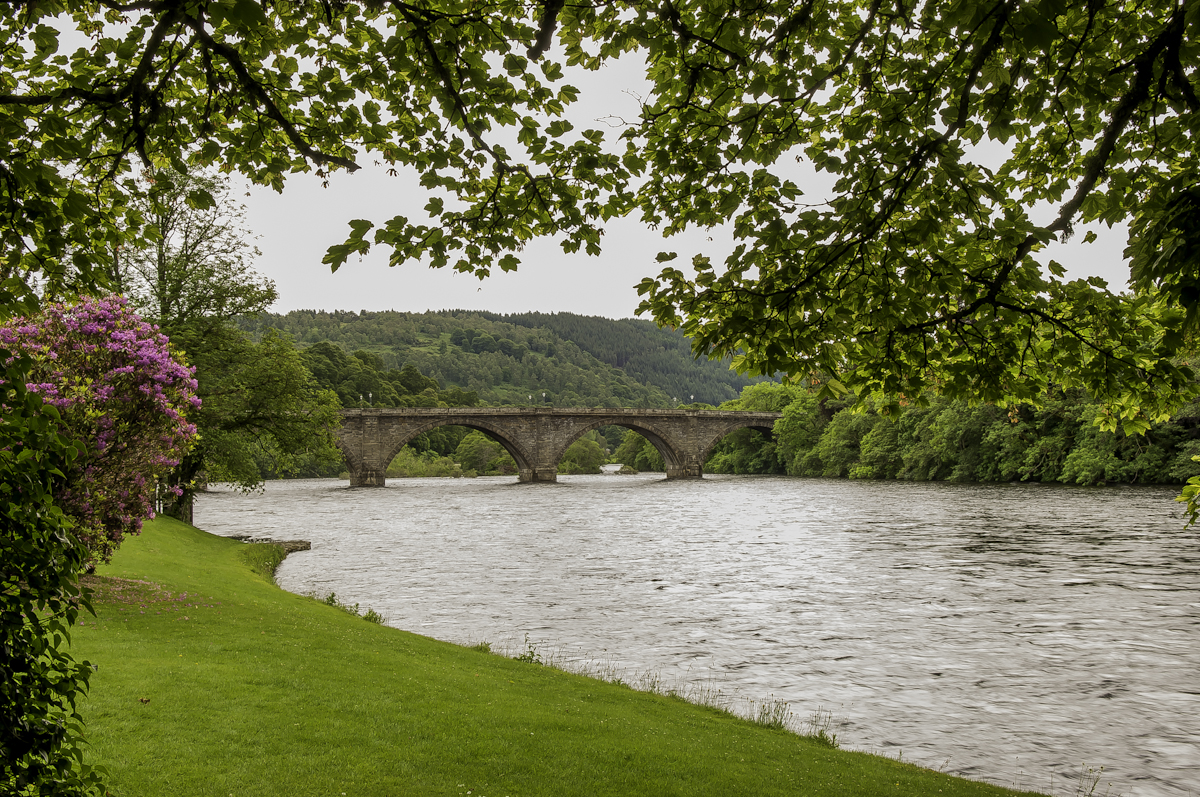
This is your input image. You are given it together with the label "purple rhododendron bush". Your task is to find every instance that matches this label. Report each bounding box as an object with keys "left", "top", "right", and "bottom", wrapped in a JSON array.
[{"left": 1, "top": 295, "right": 199, "bottom": 562}]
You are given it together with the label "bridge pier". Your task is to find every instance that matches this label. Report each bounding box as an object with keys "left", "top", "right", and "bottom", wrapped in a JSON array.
[
  {"left": 517, "top": 467, "right": 559, "bottom": 483},
  {"left": 349, "top": 468, "right": 386, "bottom": 488},
  {"left": 531, "top": 467, "right": 559, "bottom": 482}
]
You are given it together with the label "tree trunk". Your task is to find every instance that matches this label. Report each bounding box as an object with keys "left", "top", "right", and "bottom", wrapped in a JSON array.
[{"left": 161, "top": 452, "right": 203, "bottom": 525}]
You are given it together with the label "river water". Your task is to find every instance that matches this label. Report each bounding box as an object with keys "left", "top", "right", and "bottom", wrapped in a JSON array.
[{"left": 195, "top": 475, "right": 1199, "bottom": 797}]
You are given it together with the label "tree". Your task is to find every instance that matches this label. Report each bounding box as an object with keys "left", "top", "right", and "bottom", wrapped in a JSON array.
[
  {"left": 170, "top": 325, "right": 342, "bottom": 508},
  {"left": 109, "top": 170, "right": 274, "bottom": 329},
  {"left": 1, "top": 358, "right": 104, "bottom": 797},
  {"left": 612, "top": 430, "right": 666, "bottom": 472},
  {"left": 453, "top": 430, "right": 516, "bottom": 474},
  {"left": 3, "top": 3, "right": 1200, "bottom": 494},
  {"left": 558, "top": 433, "right": 607, "bottom": 473},
  {"left": 629, "top": 0, "right": 1200, "bottom": 432},
  {"left": 109, "top": 170, "right": 341, "bottom": 518}
]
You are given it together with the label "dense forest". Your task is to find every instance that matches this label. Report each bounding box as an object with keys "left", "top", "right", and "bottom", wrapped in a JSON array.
[{"left": 237, "top": 309, "right": 757, "bottom": 407}]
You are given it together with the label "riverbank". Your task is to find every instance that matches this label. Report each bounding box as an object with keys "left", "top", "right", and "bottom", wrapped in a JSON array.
[{"left": 73, "top": 517, "right": 1043, "bottom": 796}]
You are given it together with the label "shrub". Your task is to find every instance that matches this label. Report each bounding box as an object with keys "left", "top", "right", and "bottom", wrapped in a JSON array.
[{"left": 0, "top": 295, "right": 198, "bottom": 562}]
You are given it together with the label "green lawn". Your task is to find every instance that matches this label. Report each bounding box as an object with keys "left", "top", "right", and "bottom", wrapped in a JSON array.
[{"left": 73, "top": 518, "right": 1043, "bottom": 797}]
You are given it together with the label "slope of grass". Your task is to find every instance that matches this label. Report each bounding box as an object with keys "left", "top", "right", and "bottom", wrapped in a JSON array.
[{"left": 73, "top": 518, "right": 1043, "bottom": 797}]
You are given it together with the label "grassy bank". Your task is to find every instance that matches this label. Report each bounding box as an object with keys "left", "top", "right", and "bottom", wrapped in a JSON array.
[{"left": 73, "top": 518, "right": 1042, "bottom": 797}]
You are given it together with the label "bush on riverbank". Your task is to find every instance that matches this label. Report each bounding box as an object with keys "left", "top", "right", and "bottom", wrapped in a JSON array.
[{"left": 73, "top": 518, "right": 1044, "bottom": 797}]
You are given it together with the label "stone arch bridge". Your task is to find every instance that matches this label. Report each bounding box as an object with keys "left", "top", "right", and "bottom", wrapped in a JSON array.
[{"left": 337, "top": 407, "right": 782, "bottom": 487}]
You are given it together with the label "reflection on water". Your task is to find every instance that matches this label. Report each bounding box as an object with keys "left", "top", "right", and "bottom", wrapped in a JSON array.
[{"left": 196, "top": 476, "right": 1200, "bottom": 796}]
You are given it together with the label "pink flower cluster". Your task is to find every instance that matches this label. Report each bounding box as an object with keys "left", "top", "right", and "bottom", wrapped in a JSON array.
[{"left": 0, "top": 295, "right": 199, "bottom": 561}]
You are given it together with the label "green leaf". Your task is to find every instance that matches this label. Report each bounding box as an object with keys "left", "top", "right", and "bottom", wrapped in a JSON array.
[
  {"left": 185, "top": 189, "right": 217, "bottom": 210},
  {"left": 228, "top": 0, "right": 270, "bottom": 29}
]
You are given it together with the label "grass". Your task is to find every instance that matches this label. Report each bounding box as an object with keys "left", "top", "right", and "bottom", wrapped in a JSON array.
[{"left": 73, "top": 517, "right": 1046, "bottom": 797}]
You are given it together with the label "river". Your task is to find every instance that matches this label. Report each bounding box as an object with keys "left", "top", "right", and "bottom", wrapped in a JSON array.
[{"left": 195, "top": 475, "right": 1199, "bottom": 797}]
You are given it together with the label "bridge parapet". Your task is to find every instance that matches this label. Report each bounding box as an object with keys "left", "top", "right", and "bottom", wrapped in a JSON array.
[{"left": 336, "top": 407, "right": 782, "bottom": 487}]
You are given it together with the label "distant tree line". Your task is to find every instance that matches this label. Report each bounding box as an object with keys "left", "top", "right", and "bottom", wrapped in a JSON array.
[
  {"left": 300, "top": 341, "right": 478, "bottom": 409},
  {"left": 238, "top": 310, "right": 1200, "bottom": 486}
]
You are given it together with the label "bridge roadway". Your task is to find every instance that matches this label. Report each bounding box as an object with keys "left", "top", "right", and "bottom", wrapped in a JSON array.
[{"left": 337, "top": 407, "right": 782, "bottom": 486}]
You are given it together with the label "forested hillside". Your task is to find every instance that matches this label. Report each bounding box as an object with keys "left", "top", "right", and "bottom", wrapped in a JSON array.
[
  {"left": 237, "top": 309, "right": 755, "bottom": 407},
  {"left": 475, "top": 312, "right": 758, "bottom": 404}
]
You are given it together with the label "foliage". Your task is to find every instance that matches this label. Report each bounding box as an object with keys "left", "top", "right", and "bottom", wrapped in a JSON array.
[
  {"left": 299, "top": 340, "right": 472, "bottom": 409},
  {"left": 385, "top": 448, "right": 464, "bottom": 479},
  {"left": 109, "top": 170, "right": 274, "bottom": 327},
  {"left": 612, "top": 431, "right": 666, "bottom": 473},
  {"left": 160, "top": 324, "right": 340, "bottom": 512},
  {"left": 0, "top": 295, "right": 198, "bottom": 562},
  {"left": 557, "top": 433, "right": 607, "bottom": 474},
  {"left": 298, "top": 340, "right": 476, "bottom": 474},
  {"left": 242, "top": 543, "right": 286, "bottom": 584},
  {"left": 709, "top": 384, "right": 1200, "bottom": 488},
  {"left": 0, "top": 355, "right": 104, "bottom": 795},
  {"left": 1179, "top": 458, "right": 1200, "bottom": 526},
  {"left": 628, "top": 0, "right": 1200, "bottom": 431},
  {"left": 802, "top": 709, "right": 841, "bottom": 750},
  {"left": 3, "top": 0, "right": 1200, "bottom": 508},
  {"left": 750, "top": 698, "right": 793, "bottom": 732},
  {"left": 705, "top": 382, "right": 803, "bottom": 473},
  {"left": 705, "top": 428, "right": 783, "bottom": 475},
  {"left": 453, "top": 430, "right": 517, "bottom": 476},
  {"left": 514, "top": 634, "right": 544, "bottom": 666},
  {"left": 483, "top": 312, "right": 762, "bottom": 405},
  {"left": 387, "top": 428, "right": 607, "bottom": 478}
]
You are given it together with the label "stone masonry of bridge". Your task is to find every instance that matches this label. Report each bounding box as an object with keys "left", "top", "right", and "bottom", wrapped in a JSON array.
[{"left": 337, "top": 407, "right": 783, "bottom": 487}]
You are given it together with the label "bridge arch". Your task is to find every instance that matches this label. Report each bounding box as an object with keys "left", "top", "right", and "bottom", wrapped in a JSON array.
[
  {"left": 695, "top": 420, "right": 778, "bottom": 466},
  {"left": 334, "top": 438, "right": 367, "bottom": 480},
  {"left": 381, "top": 419, "right": 537, "bottom": 482},
  {"left": 547, "top": 418, "right": 686, "bottom": 475}
]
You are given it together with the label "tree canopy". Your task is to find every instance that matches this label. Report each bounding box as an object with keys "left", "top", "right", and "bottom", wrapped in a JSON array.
[
  {"left": 2, "top": 0, "right": 1197, "bottom": 427},
  {"left": 109, "top": 170, "right": 275, "bottom": 328}
]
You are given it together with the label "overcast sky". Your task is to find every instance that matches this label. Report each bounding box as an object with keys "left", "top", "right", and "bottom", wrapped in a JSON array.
[{"left": 239, "top": 59, "right": 1133, "bottom": 320}]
